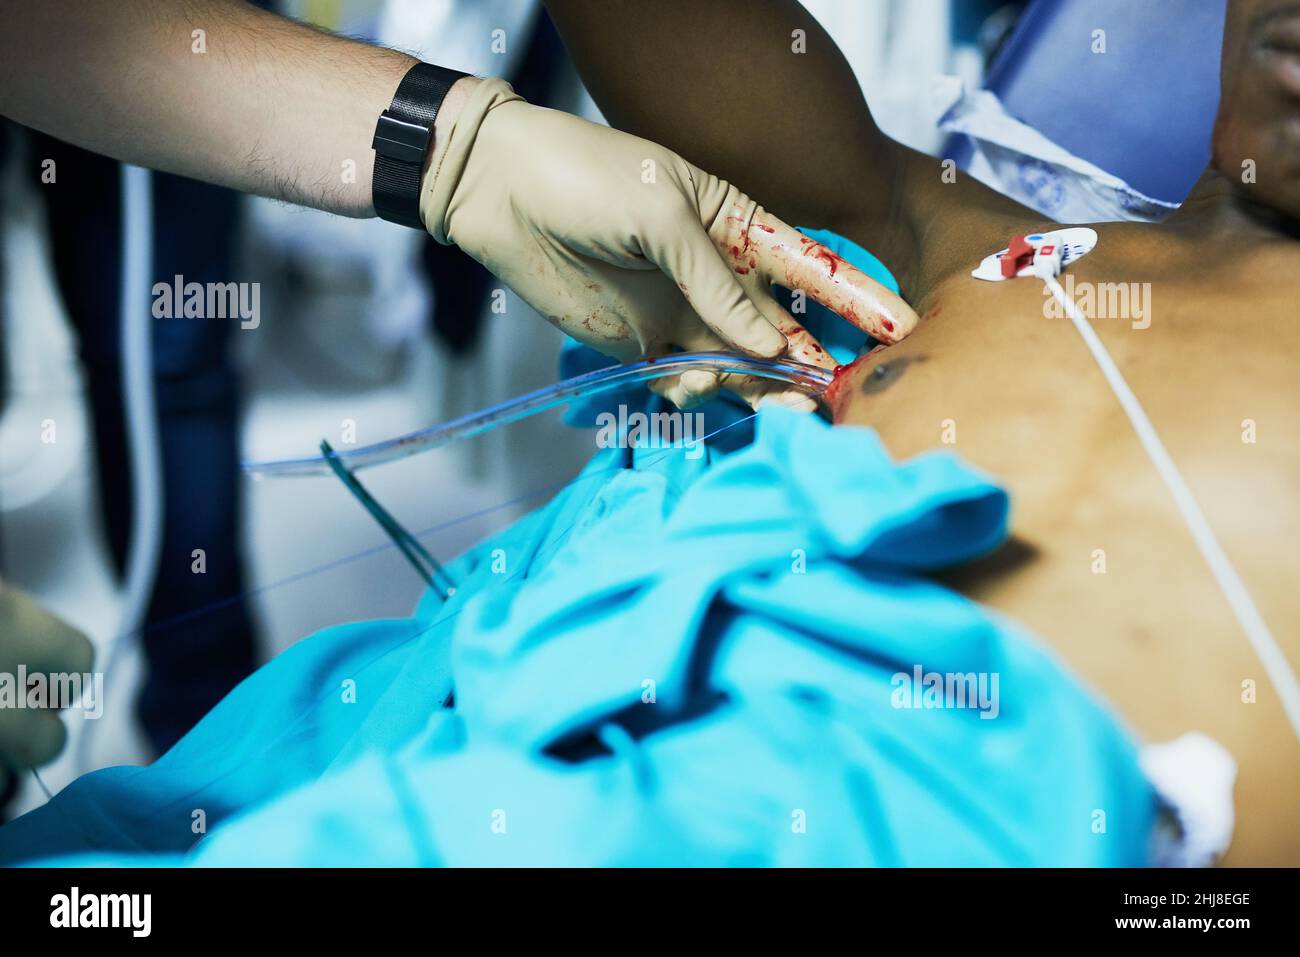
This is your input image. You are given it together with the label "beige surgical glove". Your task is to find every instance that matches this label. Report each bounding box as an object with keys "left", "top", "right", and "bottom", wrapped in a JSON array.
[
  {"left": 0, "top": 581, "right": 93, "bottom": 795},
  {"left": 420, "top": 79, "right": 917, "bottom": 409}
]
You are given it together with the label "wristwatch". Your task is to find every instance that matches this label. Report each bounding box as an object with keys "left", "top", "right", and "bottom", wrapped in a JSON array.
[{"left": 371, "top": 62, "right": 469, "bottom": 230}]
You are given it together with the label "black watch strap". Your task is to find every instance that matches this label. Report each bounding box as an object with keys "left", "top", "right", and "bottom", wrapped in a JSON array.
[{"left": 371, "top": 63, "right": 468, "bottom": 230}]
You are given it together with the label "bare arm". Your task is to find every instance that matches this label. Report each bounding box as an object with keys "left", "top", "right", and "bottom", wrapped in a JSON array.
[
  {"left": 546, "top": 0, "right": 899, "bottom": 230},
  {"left": 0, "top": 0, "right": 925, "bottom": 394},
  {"left": 544, "top": 0, "right": 1028, "bottom": 298},
  {"left": 0, "top": 0, "right": 476, "bottom": 218}
]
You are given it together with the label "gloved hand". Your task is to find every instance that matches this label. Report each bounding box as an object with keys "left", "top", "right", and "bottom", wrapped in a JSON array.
[
  {"left": 420, "top": 78, "right": 918, "bottom": 409},
  {"left": 0, "top": 581, "right": 93, "bottom": 796}
]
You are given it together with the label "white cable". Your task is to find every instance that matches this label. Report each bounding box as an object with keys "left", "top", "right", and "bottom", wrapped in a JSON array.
[
  {"left": 116, "top": 165, "right": 162, "bottom": 678},
  {"left": 116, "top": 162, "right": 163, "bottom": 681},
  {"left": 1041, "top": 271, "right": 1300, "bottom": 741},
  {"left": 75, "top": 164, "right": 161, "bottom": 775}
]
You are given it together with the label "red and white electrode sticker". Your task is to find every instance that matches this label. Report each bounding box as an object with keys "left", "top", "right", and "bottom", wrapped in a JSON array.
[{"left": 971, "top": 227, "right": 1098, "bottom": 282}]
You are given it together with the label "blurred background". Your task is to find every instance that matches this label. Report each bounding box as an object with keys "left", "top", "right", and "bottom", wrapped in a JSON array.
[{"left": 0, "top": 0, "right": 1024, "bottom": 812}]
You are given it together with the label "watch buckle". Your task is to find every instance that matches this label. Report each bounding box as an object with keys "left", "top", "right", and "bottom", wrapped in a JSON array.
[{"left": 372, "top": 111, "right": 431, "bottom": 164}]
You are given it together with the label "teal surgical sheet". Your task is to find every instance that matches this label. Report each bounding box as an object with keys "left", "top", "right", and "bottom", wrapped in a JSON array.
[
  {"left": 0, "top": 229, "right": 1156, "bottom": 866},
  {"left": 0, "top": 405, "right": 1155, "bottom": 866}
]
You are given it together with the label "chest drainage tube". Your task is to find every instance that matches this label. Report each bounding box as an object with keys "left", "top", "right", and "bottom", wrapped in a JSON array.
[{"left": 240, "top": 352, "right": 834, "bottom": 478}]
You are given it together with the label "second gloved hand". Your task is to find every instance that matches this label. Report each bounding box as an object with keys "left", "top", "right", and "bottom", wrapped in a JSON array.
[
  {"left": 419, "top": 78, "right": 917, "bottom": 408},
  {"left": 0, "top": 582, "right": 93, "bottom": 797}
]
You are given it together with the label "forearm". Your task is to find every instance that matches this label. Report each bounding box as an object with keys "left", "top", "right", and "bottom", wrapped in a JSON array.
[
  {"left": 0, "top": 0, "right": 473, "bottom": 218},
  {"left": 544, "top": 0, "right": 902, "bottom": 233},
  {"left": 544, "top": 0, "right": 1035, "bottom": 298}
]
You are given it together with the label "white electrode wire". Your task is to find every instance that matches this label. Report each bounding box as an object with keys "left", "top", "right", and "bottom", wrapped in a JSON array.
[
  {"left": 1042, "top": 272, "right": 1300, "bottom": 740},
  {"left": 73, "top": 164, "right": 161, "bottom": 777}
]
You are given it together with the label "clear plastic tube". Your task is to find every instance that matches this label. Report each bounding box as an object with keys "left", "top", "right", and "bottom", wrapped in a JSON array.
[
  {"left": 241, "top": 352, "right": 834, "bottom": 478},
  {"left": 75, "top": 164, "right": 157, "bottom": 777}
]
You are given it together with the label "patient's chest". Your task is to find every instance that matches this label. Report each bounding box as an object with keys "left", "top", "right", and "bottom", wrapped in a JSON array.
[
  {"left": 832, "top": 235, "right": 1298, "bottom": 618},
  {"left": 828, "top": 236, "right": 1300, "bottom": 864}
]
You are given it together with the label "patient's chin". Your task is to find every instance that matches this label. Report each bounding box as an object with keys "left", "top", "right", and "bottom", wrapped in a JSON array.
[
  {"left": 1212, "top": 109, "right": 1300, "bottom": 221},
  {"left": 1255, "top": 177, "right": 1300, "bottom": 223},
  {"left": 1235, "top": 173, "right": 1300, "bottom": 224}
]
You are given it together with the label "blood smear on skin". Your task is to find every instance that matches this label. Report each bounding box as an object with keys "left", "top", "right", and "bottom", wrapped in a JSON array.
[{"left": 823, "top": 351, "right": 873, "bottom": 414}]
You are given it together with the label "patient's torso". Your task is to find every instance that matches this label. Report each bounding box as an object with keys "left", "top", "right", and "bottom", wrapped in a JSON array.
[{"left": 830, "top": 221, "right": 1300, "bottom": 864}]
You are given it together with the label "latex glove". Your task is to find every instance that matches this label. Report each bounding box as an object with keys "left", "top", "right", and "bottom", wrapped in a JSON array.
[
  {"left": 0, "top": 581, "right": 93, "bottom": 794},
  {"left": 421, "top": 78, "right": 918, "bottom": 409}
]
